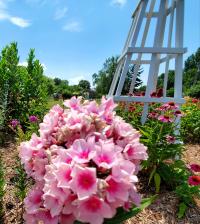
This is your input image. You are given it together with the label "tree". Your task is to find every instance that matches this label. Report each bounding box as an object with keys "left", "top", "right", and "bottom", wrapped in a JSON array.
[
  {"left": 185, "top": 48, "right": 200, "bottom": 72},
  {"left": 54, "top": 78, "right": 62, "bottom": 86},
  {"left": 92, "top": 56, "right": 143, "bottom": 98},
  {"left": 78, "top": 80, "right": 91, "bottom": 92}
]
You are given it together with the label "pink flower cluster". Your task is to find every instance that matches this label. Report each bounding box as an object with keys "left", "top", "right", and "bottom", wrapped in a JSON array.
[
  {"left": 19, "top": 97, "right": 148, "bottom": 224},
  {"left": 148, "top": 101, "right": 183, "bottom": 123}
]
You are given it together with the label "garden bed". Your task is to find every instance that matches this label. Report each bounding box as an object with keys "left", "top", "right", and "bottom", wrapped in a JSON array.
[{"left": 1, "top": 142, "right": 200, "bottom": 224}]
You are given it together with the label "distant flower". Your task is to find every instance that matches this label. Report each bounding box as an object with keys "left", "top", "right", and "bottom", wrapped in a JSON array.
[
  {"left": 190, "top": 164, "right": 200, "bottom": 172},
  {"left": 166, "top": 135, "right": 176, "bottom": 144},
  {"left": 158, "top": 115, "right": 173, "bottom": 123},
  {"left": 129, "top": 105, "right": 136, "bottom": 112},
  {"left": 10, "top": 119, "right": 20, "bottom": 128},
  {"left": 188, "top": 176, "right": 200, "bottom": 186},
  {"left": 156, "top": 88, "right": 163, "bottom": 98},
  {"left": 150, "top": 91, "right": 157, "bottom": 97},
  {"left": 29, "top": 115, "right": 38, "bottom": 123},
  {"left": 163, "top": 102, "right": 179, "bottom": 110},
  {"left": 192, "top": 98, "right": 198, "bottom": 103},
  {"left": 148, "top": 112, "right": 158, "bottom": 119},
  {"left": 174, "top": 110, "right": 183, "bottom": 117}
]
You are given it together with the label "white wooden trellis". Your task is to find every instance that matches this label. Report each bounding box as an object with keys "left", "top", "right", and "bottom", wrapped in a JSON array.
[{"left": 108, "top": 0, "right": 187, "bottom": 124}]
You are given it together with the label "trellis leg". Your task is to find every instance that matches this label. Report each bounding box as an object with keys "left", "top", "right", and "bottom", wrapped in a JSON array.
[
  {"left": 116, "top": 0, "right": 148, "bottom": 96},
  {"left": 174, "top": 0, "right": 184, "bottom": 144},
  {"left": 163, "top": 0, "right": 175, "bottom": 97},
  {"left": 108, "top": 2, "right": 142, "bottom": 97},
  {"left": 141, "top": 0, "right": 167, "bottom": 124},
  {"left": 129, "top": 0, "right": 156, "bottom": 94},
  {"left": 108, "top": 58, "right": 124, "bottom": 96}
]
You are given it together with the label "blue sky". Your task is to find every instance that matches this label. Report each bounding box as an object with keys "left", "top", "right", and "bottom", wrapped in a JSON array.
[{"left": 0, "top": 0, "right": 200, "bottom": 85}]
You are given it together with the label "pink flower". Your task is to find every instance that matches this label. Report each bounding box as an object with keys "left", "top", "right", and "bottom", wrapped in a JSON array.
[
  {"left": 55, "top": 163, "right": 72, "bottom": 189},
  {"left": 29, "top": 115, "right": 38, "bottom": 123},
  {"left": 24, "top": 209, "right": 59, "bottom": 224},
  {"left": 43, "top": 195, "right": 63, "bottom": 217},
  {"left": 62, "top": 194, "right": 77, "bottom": 215},
  {"left": 93, "top": 140, "right": 119, "bottom": 169},
  {"left": 76, "top": 195, "right": 115, "bottom": 224},
  {"left": 190, "top": 164, "right": 200, "bottom": 172},
  {"left": 188, "top": 176, "right": 200, "bottom": 186},
  {"left": 21, "top": 97, "right": 148, "bottom": 223},
  {"left": 112, "top": 160, "right": 137, "bottom": 182},
  {"left": 70, "top": 165, "right": 97, "bottom": 199},
  {"left": 123, "top": 143, "right": 148, "bottom": 161},
  {"left": 174, "top": 110, "right": 183, "bottom": 117},
  {"left": 64, "top": 96, "right": 82, "bottom": 110},
  {"left": 10, "top": 119, "right": 20, "bottom": 128},
  {"left": 148, "top": 112, "right": 158, "bottom": 119},
  {"left": 158, "top": 115, "right": 173, "bottom": 123},
  {"left": 24, "top": 185, "right": 43, "bottom": 214},
  {"left": 60, "top": 214, "right": 76, "bottom": 224},
  {"left": 129, "top": 186, "right": 141, "bottom": 206},
  {"left": 68, "top": 138, "right": 95, "bottom": 164},
  {"left": 105, "top": 176, "right": 130, "bottom": 203},
  {"left": 163, "top": 102, "right": 178, "bottom": 110},
  {"left": 166, "top": 135, "right": 176, "bottom": 144}
]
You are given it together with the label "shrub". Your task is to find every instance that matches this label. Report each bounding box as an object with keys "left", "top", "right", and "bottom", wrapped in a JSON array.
[
  {"left": 19, "top": 97, "right": 149, "bottom": 224},
  {"left": 181, "top": 98, "right": 200, "bottom": 143},
  {"left": 0, "top": 43, "right": 48, "bottom": 130}
]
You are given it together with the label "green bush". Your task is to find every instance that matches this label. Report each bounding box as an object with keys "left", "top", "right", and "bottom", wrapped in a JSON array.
[
  {"left": 181, "top": 100, "right": 200, "bottom": 143},
  {"left": 0, "top": 43, "right": 48, "bottom": 129}
]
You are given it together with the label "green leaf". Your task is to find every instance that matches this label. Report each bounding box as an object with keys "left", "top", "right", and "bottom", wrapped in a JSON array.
[
  {"left": 148, "top": 166, "right": 156, "bottom": 185},
  {"left": 154, "top": 173, "right": 161, "bottom": 194},
  {"left": 177, "top": 202, "right": 187, "bottom": 219}
]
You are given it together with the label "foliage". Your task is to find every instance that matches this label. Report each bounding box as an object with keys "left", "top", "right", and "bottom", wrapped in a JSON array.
[
  {"left": 92, "top": 56, "right": 143, "bottom": 98},
  {"left": 78, "top": 80, "right": 91, "bottom": 92},
  {"left": 181, "top": 98, "right": 200, "bottom": 143},
  {"left": 0, "top": 43, "right": 49, "bottom": 129},
  {"left": 14, "top": 160, "right": 28, "bottom": 201},
  {"left": 157, "top": 47, "right": 200, "bottom": 98}
]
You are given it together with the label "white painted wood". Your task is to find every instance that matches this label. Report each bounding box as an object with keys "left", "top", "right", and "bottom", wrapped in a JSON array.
[
  {"left": 160, "top": 55, "right": 175, "bottom": 63},
  {"left": 145, "top": 12, "right": 159, "bottom": 17},
  {"left": 131, "top": 60, "right": 151, "bottom": 64},
  {"left": 141, "top": 0, "right": 167, "bottom": 124},
  {"left": 163, "top": 0, "right": 176, "bottom": 97},
  {"left": 129, "top": 0, "right": 156, "bottom": 94},
  {"left": 113, "top": 95, "right": 185, "bottom": 104},
  {"left": 174, "top": 0, "right": 184, "bottom": 98},
  {"left": 108, "top": 57, "right": 124, "bottom": 96},
  {"left": 127, "top": 47, "right": 187, "bottom": 54},
  {"left": 115, "top": 0, "right": 148, "bottom": 96}
]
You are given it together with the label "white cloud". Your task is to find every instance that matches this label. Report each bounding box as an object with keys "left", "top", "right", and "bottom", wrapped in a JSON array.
[
  {"left": 63, "top": 21, "right": 82, "bottom": 32},
  {"left": 9, "top": 17, "right": 31, "bottom": 28},
  {"left": 18, "top": 61, "right": 47, "bottom": 70},
  {"left": 111, "top": 0, "right": 127, "bottom": 7},
  {"left": 0, "top": 1, "right": 31, "bottom": 28},
  {"left": 69, "top": 75, "right": 85, "bottom": 85},
  {"left": 54, "top": 7, "right": 68, "bottom": 20},
  {"left": 41, "top": 63, "right": 47, "bottom": 71},
  {"left": 18, "top": 61, "right": 28, "bottom": 67},
  {"left": 25, "top": 0, "right": 47, "bottom": 6}
]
